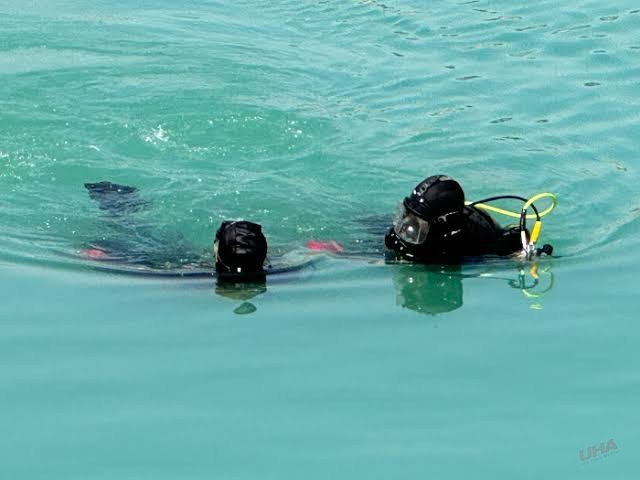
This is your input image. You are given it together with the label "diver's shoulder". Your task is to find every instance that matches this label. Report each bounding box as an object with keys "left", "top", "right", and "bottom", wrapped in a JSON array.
[{"left": 462, "top": 205, "right": 501, "bottom": 231}]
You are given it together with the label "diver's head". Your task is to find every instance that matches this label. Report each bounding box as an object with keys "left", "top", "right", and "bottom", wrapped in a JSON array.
[
  {"left": 385, "top": 175, "right": 465, "bottom": 262},
  {"left": 214, "top": 221, "right": 268, "bottom": 276},
  {"left": 403, "top": 175, "right": 465, "bottom": 221}
]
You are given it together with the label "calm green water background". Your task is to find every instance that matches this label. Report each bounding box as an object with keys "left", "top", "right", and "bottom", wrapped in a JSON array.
[{"left": 1, "top": 1, "right": 640, "bottom": 478}]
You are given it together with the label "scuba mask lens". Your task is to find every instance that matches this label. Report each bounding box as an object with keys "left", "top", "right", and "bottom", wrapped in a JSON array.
[{"left": 393, "top": 206, "right": 431, "bottom": 245}]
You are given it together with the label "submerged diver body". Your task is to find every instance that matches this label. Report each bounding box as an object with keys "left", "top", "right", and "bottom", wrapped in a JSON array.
[{"left": 81, "top": 181, "right": 314, "bottom": 282}]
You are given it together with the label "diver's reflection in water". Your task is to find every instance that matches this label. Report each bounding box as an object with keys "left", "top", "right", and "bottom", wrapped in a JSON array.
[
  {"left": 393, "top": 263, "right": 555, "bottom": 315},
  {"left": 394, "top": 265, "right": 464, "bottom": 315},
  {"left": 212, "top": 263, "right": 554, "bottom": 316},
  {"left": 214, "top": 274, "right": 267, "bottom": 315}
]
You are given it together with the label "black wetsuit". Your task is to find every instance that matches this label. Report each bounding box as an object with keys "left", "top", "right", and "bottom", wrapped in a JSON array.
[
  {"left": 450, "top": 206, "right": 523, "bottom": 257},
  {"left": 384, "top": 206, "right": 524, "bottom": 264},
  {"left": 383, "top": 175, "right": 528, "bottom": 264},
  {"left": 82, "top": 181, "right": 316, "bottom": 278}
]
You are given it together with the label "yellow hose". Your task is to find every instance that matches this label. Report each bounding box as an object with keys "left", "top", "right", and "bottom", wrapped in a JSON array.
[
  {"left": 530, "top": 220, "right": 542, "bottom": 244},
  {"left": 466, "top": 192, "right": 558, "bottom": 220}
]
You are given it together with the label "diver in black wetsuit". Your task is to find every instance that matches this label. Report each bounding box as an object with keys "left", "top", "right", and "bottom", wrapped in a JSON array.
[
  {"left": 384, "top": 175, "right": 552, "bottom": 263},
  {"left": 83, "top": 181, "right": 271, "bottom": 279},
  {"left": 83, "top": 181, "right": 277, "bottom": 313}
]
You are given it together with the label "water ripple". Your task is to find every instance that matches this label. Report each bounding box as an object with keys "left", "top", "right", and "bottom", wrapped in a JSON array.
[{"left": 1, "top": 0, "right": 639, "bottom": 267}]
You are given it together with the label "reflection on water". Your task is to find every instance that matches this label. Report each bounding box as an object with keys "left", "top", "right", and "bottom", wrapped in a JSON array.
[
  {"left": 212, "top": 260, "right": 555, "bottom": 316},
  {"left": 233, "top": 302, "right": 258, "bottom": 315},
  {"left": 215, "top": 276, "right": 267, "bottom": 315},
  {"left": 392, "top": 262, "right": 555, "bottom": 315},
  {"left": 508, "top": 263, "right": 555, "bottom": 300},
  {"left": 394, "top": 264, "right": 464, "bottom": 315}
]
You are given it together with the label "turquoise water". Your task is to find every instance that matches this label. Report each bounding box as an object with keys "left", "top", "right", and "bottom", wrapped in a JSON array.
[{"left": 2, "top": 1, "right": 639, "bottom": 477}]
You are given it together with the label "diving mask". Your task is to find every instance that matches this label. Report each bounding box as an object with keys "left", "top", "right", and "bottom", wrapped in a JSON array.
[{"left": 393, "top": 204, "right": 431, "bottom": 245}]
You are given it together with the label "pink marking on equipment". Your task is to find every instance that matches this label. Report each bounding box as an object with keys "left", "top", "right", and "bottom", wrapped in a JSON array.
[
  {"left": 306, "top": 240, "right": 344, "bottom": 254},
  {"left": 82, "top": 248, "right": 108, "bottom": 259}
]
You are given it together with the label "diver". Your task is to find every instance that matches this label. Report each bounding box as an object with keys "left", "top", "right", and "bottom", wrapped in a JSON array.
[
  {"left": 82, "top": 181, "right": 271, "bottom": 278},
  {"left": 81, "top": 181, "right": 298, "bottom": 314},
  {"left": 384, "top": 175, "right": 555, "bottom": 264}
]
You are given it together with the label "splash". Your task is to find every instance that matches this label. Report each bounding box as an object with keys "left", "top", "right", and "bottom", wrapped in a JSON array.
[{"left": 144, "top": 125, "right": 169, "bottom": 144}]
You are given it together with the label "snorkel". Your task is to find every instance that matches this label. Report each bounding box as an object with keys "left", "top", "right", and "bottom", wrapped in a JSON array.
[{"left": 468, "top": 192, "right": 558, "bottom": 260}]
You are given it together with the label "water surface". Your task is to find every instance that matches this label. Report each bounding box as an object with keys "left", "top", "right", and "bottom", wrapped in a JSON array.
[{"left": 1, "top": 0, "right": 639, "bottom": 477}]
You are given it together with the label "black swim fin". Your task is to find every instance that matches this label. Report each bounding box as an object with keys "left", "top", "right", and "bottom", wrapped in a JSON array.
[{"left": 84, "top": 181, "right": 148, "bottom": 214}]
